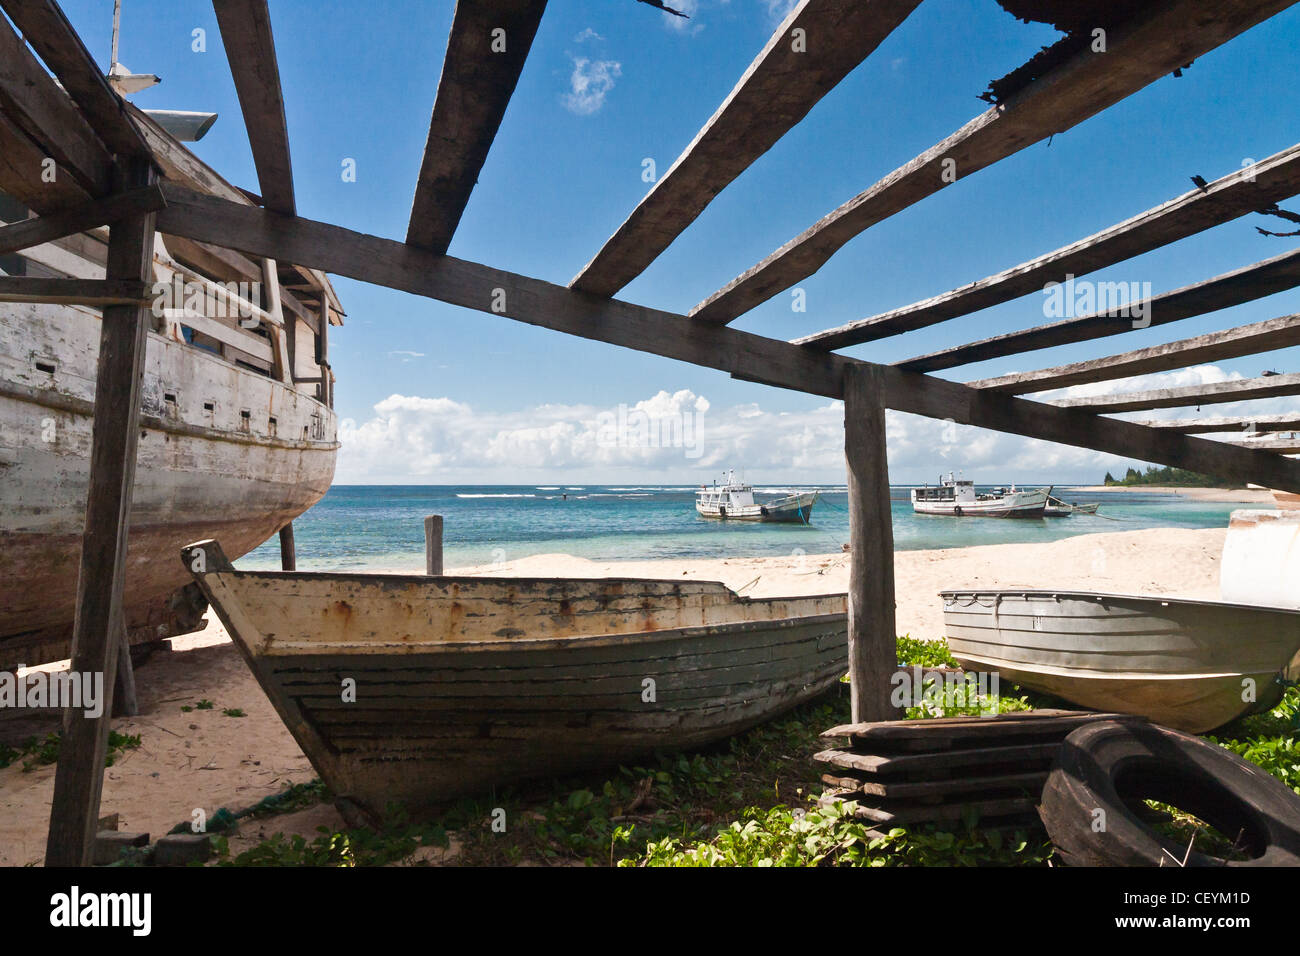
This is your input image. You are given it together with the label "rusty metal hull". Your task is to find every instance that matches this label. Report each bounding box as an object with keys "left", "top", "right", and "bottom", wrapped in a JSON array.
[
  {"left": 184, "top": 540, "right": 848, "bottom": 816},
  {"left": 0, "top": 299, "right": 337, "bottom": 667}
]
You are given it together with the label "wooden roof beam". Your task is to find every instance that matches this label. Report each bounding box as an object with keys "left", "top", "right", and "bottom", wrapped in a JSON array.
[
  {"left": 690, "top": 0, "right": 1298, "bottom": 327},
  {"left": 799, "top": 143, "right": 1300, "bottom": 350},
  {"left": 1053, "top": 372, "right": 1300, "bottom": 414},
  {"left": 0, "top": 184, "right": 166, "bottom": 255},
  {"left": 150, "top": 183, "right": 1300, "bottom": 493},
  {"left": 1134, "top": 413, "right": 1300, "bottom": 434},
  {"left": 970, "top": 311, "right": 1300, "bottom": 395},
  {"left": 898, "top": 246, "right": 1300, "bottom": 373},
  {"left": 406, "top": 0, "right": 548, "bottom": 253},
  {"left": 1220, "top": 438, "right": 1300, "bottom": 452},
  {"left": 570, "top": 0, "right": 921, "bottom": 297},
  {"left": 0, "top": 109, "right": 91, "bottom": 213},
  {"left": 213, "top": 0, "right": 296, "bottom": 215},
  {"left": 0, "top": 0, "right": 151, "bottom": 160},
  {"left": 0, "top": 12, "right": 113, "bottom": 195}
]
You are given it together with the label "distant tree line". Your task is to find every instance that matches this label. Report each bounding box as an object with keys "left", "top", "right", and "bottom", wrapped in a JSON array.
[{"left": 1102, "top": 465, "right": 1234, "bottom": 487}]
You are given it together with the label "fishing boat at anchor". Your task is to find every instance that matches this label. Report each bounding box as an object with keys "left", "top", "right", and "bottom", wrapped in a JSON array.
[
  {"left": 182, "top": 539, "right": 848, "bottom": 819},
  {"left": 910, "top": 473, "right": 1048, "bottom": 518},
  {"left": 1043, "top": 489, "right": 1100, "bottom": 517},
  {"left": 695, "top": 471, "right": 819, "bottom": 523}
]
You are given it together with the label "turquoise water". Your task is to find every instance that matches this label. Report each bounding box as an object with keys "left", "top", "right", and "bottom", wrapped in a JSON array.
[{"left": 236, "top": 485, "right": 1243, "bottom": 572}]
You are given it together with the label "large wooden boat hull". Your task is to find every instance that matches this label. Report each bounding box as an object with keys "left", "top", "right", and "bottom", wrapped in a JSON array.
[
  {"left": 941, "top": 589, "right": 1300, "bottom": 733},
  {"left": 185, "top": 540, "right": 848, "bottom": 817},
  {"left": 0, "top": 299, "right": 337, "bottom": 668}
]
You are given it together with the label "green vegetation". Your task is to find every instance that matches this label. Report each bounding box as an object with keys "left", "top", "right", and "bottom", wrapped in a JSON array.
[
  {"left": 222, "top": 708, "right": 246, "bottom": 718},
  {"left": 0, "top": 729, "right": 141, "bottom": 772},
  {"left": 198, "top": 641, "right": 1300, "bottom": 868},
  {"left": 1103, "top": 464, "right": 1233, "bottom": 488}
]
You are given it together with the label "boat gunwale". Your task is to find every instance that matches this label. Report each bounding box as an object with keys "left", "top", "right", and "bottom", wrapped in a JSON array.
[{"left": 939, "top": 587, "right": 1300, "bottom": 618}]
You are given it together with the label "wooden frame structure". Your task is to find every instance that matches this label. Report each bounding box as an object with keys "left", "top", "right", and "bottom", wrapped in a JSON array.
[{"left": 3, "top": 0, "right": 1300, "bottom": 862}]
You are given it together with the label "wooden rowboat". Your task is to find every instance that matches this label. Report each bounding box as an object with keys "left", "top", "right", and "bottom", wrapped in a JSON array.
[
  {"left": 941, "top": 589, "right": 1300, "bottom": 733},
  {"left": 184, "top": 539, "right": 848, "bottom": 819}
]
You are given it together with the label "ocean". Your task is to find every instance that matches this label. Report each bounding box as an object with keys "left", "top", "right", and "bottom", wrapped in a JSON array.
[{"left": 236, "top": 484, "right": 1246, "bottom": 572}]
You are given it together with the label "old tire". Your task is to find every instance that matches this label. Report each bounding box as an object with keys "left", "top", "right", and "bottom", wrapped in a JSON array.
[
  {"left": 1039, "top": 720, "right": 1300, "bottom": 866},
  {"left": 952, "top": 506, "right": 963, "bottom": 517}
]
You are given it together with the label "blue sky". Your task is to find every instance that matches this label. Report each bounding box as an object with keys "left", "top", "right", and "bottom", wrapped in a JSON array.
[{"left": 56, "top": 0, "right": 1300, "bottom": 483}]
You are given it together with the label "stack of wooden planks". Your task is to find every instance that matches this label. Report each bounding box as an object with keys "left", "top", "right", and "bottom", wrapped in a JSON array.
[{"left": 815, "top": 710, "right": 1144, "bottom": 837}]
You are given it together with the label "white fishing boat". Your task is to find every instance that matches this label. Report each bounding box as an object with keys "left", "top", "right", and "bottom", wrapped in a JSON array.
[
  {"left": 0, "top": 104, "right": 342, "bottom": 668},
  {"left": 910, "top": 473, "right": 1047, "bottom": 518},
  {"left": 695, "top": 471, "right": 819, "bottom": 523}
]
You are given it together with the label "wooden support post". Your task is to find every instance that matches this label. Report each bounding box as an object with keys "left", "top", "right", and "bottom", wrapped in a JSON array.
[
  {"left": 45, "top": 158, "right": 158, "bottom": 866},
  {"left": 111, "top": 612, "right": 137, "bottom": 719},
  {"left": 425, "top": 516, "right": 444, "bottom": 576},
  {"left": 843, "top": 364, "right": 897, "bottom": 725},
  {"left": 279, "top": 522, "right": 296, "bottom": 571}
]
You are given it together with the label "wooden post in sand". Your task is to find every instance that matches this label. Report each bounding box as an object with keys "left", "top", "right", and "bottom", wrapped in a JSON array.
[
  {"left": 46, "top": 159, "right": 158, "bottom": 866},
  {"left": 843, "top": 364, "right": 897, "bottom": 724},
  {"left": 425, "top": 515, "right": 444, "bottom": 575},
  {"left": 279, "top": 522, "right": 297, "bottom": 571}
]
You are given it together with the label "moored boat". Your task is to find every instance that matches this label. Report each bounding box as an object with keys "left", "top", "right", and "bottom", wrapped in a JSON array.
[
  {"left": 1044, "top": 493, "right": 1100, "bottom": 517},
  {"left": 183, "top": 539, "right": 848, "bottom": 819},
  {"left": 695, "top": 471, "right": 819, "bottom": 523},
  {"left": 911, "top": 473, "right": 1047, "bottom": 517},
  {"left": 941, "top": 589, "right": 1300, "bottom": 733}
]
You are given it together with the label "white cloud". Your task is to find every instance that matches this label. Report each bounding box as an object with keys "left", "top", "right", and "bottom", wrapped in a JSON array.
[
  {"left": 573, "top": 27, "right": 603, "bottom": 43},
  {"left": 764, "top": 0, "right": 800, "bottom": 24},
  {"left": 335, "top": 370, "right": 1300, "bottom": 484},
  {"left": 562, "top": 57, "right": 622, "bottom": 115}
]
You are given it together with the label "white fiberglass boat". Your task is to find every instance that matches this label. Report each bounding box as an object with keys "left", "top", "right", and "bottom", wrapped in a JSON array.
[{"left": 910, "top": 473, "right": 1047, "bottom": 518}]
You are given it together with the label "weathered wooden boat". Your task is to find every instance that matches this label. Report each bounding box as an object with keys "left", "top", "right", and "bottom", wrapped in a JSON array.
[
  {"left": 911, "top": 473, "right": 1047, "bottom": 517},
  {"left": 695, "top": 471, "right": 818, "bottom": 522},
  {"left": 183, "top": 539, "right": 849, "bottom": 818},
  {"left": 0, "top": 106, "right": 343, "bottom": 669},
  {"left": 941, "top": 589, "right": 1300, "bottom": 733}
]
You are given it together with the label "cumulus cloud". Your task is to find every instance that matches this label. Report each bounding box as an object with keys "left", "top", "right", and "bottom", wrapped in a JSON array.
[
  {"left": 334, "top": 370, "right": 1300, "bottom": 484},
  {"left": 562, "top": 56, "right": 622, "bottom": 115}
]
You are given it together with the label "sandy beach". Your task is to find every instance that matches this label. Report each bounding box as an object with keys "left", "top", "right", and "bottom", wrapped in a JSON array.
[
  {"left": 1069, "top": 486, "right": 1274, "bottom": 503},
  {"left": 0, "top": 526, "right": 1225, "bottom": 865}
]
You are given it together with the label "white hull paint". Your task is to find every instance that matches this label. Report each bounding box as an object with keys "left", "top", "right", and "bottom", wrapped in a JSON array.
[
  {"left": 695, "top": 490, "right": 819, "bottom": 522},
  {"left": 0, "top": 297, "right": 337, "bottom": 667},
  {"left": 912, "top": 491, "right": 1047, "bottom": 518}
]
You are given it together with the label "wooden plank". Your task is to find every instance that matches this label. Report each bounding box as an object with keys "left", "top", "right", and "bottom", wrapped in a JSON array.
[
  {"left": 899, "top": 248, "right": 1300, "bottom": 373},
  {"left": 212, "top": 0, "right": 296, "bottom": 214},
  {"left": 570, "top": 0, "right": 921, "bottom": 297},
  {"left": 0, "top": 109, "right": 91, "bottom": 213},
  {"left": 166, "top": 310, "right": 274, "bottom": 362},
  {"left": 260, "top": 257, "right": 292, "bottom": 382},
  {"left": 971, "top": 312, "right": 1300, "bottom": 395},
  {"left": 0, "top": 185, "right": 166, "bottom": 256},
  {"left": 690, "top": 0, "right": 1298, "bottom": 326},
  {"left": 1223, "top": 438, "right": 1300, "bottom": 452},
  {"left": 815, "top": 742, "right": 1061, "bottom": 775},
  {"left": 1134, "top": 413, "right": 1300, "bottom": 435},
  {"left": 150, "top": 185, "right": 1300, "bottom": 493},
  {"left": 406, "top": 0, "right": 548, "bottom": 252},
  {"left": 798, "top": 144, "right": 1300, "bottom": 349},
  {"left": 0, "top": 276, "right": 150, "bottom": 304},
  {"left": 843, "top": 364, "right": 896, "bottom": 724},
  {"left": 836, "top": 794, "right": 1038, "bottom": 826},
  {"left": 824, "top": 769, "right": 1050, "bottom": 799},
  {"left": 1, "top": 0, "right": 151, "bottom": 160},
  {"left": 111, "top": 611, "right": 137, "bottom": 719},
  {"left": 823, "top": 709, "right": 1127, "bottom": 741},
  {"left": 0, "top": 11, "right": 112, "bottom": 195},
  {"left": 44, "top": 159, "right": 157, "bottom": 867},
  {"left": 1054, "top": 372, "right": 1300, "bottom": 414}
]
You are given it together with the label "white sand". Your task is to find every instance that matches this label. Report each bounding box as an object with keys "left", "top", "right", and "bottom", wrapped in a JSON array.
[{"left": 0, "top": 526, "right": 1224, "bottom": 865}]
